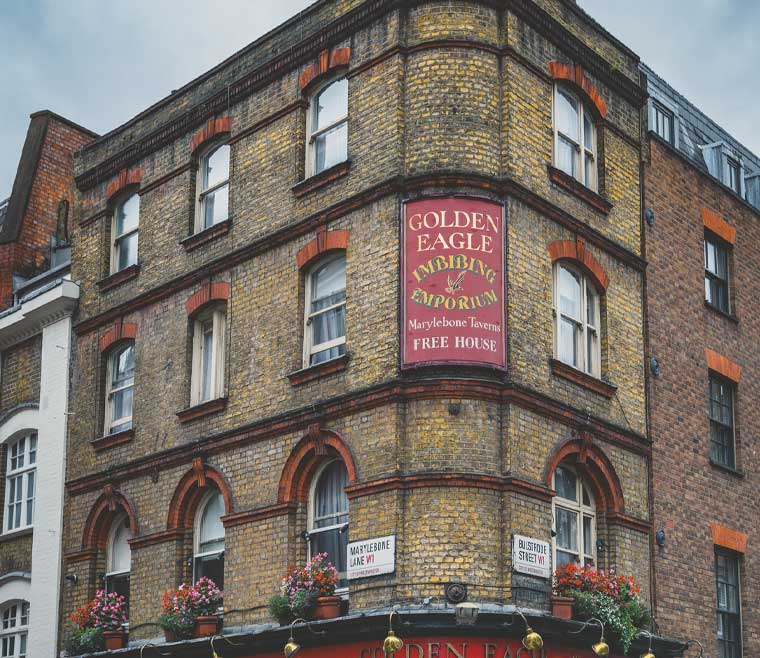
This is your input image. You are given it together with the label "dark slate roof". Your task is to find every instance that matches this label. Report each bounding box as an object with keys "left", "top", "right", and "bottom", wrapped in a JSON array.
[{"left": 642, "top": 63, "right": 760, "bottom": 178}]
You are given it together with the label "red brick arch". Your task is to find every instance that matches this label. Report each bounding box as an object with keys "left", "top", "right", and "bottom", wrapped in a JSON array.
[
  {"left": 548, "top": 61, "right": 608, "bottom": 119},
  {"left": 296, "top": 227, "right": 350, "bottom": 270},
  {"left": 99, "top": 321, "right": 138, "bottom": 353},
  {"left": 190, "top": 116, "right": 232, "bottom": 155},
  {"left": 545, "top": 436, "right": 625, "bottom": 514},
  {"left": 185, "top": 282, "right": 230, "bottom": 316},
  {"left": 81, "top": 487, "right": 138, "bottom": 551},
  {"left": 106, "top": 168, "right": 143, "bottom": 202},
  {"left": 167, "top": 459, "right": 233, "bottom": 530},
  {"left": 548, "top": 238, "right": 609, "bottom": 292},
  {"left": 278, "top": 427, "right": 357, "bottom": 504},
  {"left": 299, "top": 47, "right": 351, "bottom": 93}
]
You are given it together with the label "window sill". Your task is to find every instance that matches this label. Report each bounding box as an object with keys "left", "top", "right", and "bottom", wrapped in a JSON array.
[
  {"left": 550, "top": 358, "right": 617, "bottom": 399},
  {"left": 176, "top": 397, "right": 228, "bottom": 423},
  {"left": 547, "top": 165, "right": 613, "bottom": 215},
  {"left": 292, "top": 161, "right": 350, "bottom": 198},
  {"left": 704, "top": 301, "right": 739, "bottom": 324},
  {"left": 709, "top": 458, "right": 744, "bottom": 478},
  {"left": 287, "top": 353, "right": 349, "bottom": 386},
  {"left": 91, "top": 428, "right": 134, "bottom": 452},
  {"left": 181, "top": 218, "right": 232, "bottom": 253},
  {"left": 0, "top": 527, "right": 33, "bottom": 543},
  {"left": 97, "top": 264, "right": 140, "bottom": 292}
]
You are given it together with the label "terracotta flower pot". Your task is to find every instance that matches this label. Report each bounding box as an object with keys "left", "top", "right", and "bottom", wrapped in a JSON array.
[
  {"left": 313, "top": 596, "right": 342, "bottom": 620},
  {"left": 104, "top": 629, "right": 127, "bottom": 650},
  {"left": 551, "top": 594, "right": 574, "bottom": 620},
  {"left": 163, "top": 628, "right": 176, "bottom": 642},
  {"left": 194, "top": 614, "right": 220, "bottom": 637}
]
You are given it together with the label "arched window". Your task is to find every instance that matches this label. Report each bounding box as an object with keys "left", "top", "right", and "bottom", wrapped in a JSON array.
[
  {"left": 552, "top": 464, "right": 596, "bottom": 568},
  {"left": 308, "top": 459, "right": 349, "bottom": 589},
  {"left": 111, "top": 192, "right": 139, "bottom": 274},
  {"left": 554, "top": 262, "right": 600, "bottom": 377},
  {"left": 0, "top": 601, "right": 29, "bottom": 658},
  {"left": 194, "top": 491, "right": 225, "bottom": 588},
  {"left": 105, "top": 514, "right": 131, "bottom": 602},
  {"left": 304, "top": 254, "right": 346, "bottom": 367},
  {"left": 308, "top": 78, "right": 348, "bottom": 176},
  {"left": 197, "top": 143, "right": 230, "bottom": 232},
  {"left": 554, "top": 86, "right": 597, "bottom": 191},
  {"left": 4, "top": 433, "right": 36, "bottom": 533},
  {"left": 105, "top": 342, "right": 135, "bottom": 435}
]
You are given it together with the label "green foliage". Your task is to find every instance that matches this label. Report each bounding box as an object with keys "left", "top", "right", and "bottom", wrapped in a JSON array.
[
  {"left": 573, "top": 590, "right": 649, "bottom": 654},
  {"left": 65, "top": 626, "right": 104, "bottom": 654},
  {"left": 267, "top": 590, "right": 318, "bottom": 623},
  {"left": 267, "top": 594, "right": 292, "bottom": 625},
  {"left": 158, "top": 611, "right": 195, "bottom": 639}
]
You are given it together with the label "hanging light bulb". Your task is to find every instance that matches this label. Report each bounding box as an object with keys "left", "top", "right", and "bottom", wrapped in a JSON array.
[
  {"left": 383, "top": 610, "right": 404, "bottom": 657},
  {"left": 505, "top": 609, "right": 543, "bottom": 651},
  {"left": 568, "top": 616, "right": 608, "bottom": 657}
]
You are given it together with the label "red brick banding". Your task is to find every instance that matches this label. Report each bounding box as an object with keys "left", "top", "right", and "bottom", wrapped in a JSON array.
[
  {"left": 190, "top": 116, "right": 232, "bottom": 155},
  {"left": 548, "top": 61, "right": 608, "bottom": 118},
  {"left": 299, "top": 47, "right": 351, "bottom": 91},
  {"left": 547, "top": 237, "right": 610, "bottom": 291},
  {"left": 702, "top": 208, "right": 736, "bottom": 244},
  {"left": 106, "top": 168, "right": 144, "bottom": 202},
  {"left": 99, "top": 321, "right": 138, "bottom": 353},
  {"left": 81, "top": 489, "right": 139, "bottom": 551},
  {"left": 278, "top": 427, "right": 357, "bottom": 504},
  {"left": 705, "top": 348, "right": 741, "bottom": 383},
  {"left": 296, "top": 228, "right": 350, "bottom": 269},
  {"left": 710, "top": 523, "right": 747, "bottom": 553},
  {"left": 185, "top": 281, "right": 230, "bottom": 316},
  {"left": 166, "top": 461, "right": 233, "bottom": 530}
]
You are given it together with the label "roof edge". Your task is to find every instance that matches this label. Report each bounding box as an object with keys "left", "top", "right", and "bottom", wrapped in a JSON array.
[{"left": 29, "top": 110, "right": 99, "bottom": 139}]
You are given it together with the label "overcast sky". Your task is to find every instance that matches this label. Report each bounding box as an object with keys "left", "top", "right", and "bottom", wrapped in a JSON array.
[{"left": 1, "top": 1, "right": 758, "bottom": 199}]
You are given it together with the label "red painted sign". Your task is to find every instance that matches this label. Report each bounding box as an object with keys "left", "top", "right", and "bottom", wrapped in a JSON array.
[
  {"left": 250, "top": 637, "right": 607, "bottom": 658},
  {"left": 402, "top": 197, "right": 505, "bottom": 369}
]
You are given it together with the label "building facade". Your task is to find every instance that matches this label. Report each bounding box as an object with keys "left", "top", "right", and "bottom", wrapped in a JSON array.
[
  {"left": 60, "top": 1, "right": 678, "bottom": 656},
  {"left": 0, "top": 112, "right": 95, "bottom": 657},
  {"left": 643, "top": 65, "right": 760, "bottom": 658}
]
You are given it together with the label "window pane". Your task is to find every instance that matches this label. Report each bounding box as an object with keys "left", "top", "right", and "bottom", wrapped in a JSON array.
[
  {"left": 314, "top": 79, "right": 348, "bottom": 131},
  {"left": 314, "top": 461, "right": 349, "bottom": 529},
  {"left": 554, "top": 466, "right": 577, "bottom": 501},
  {"left": 203, "top": 145, "right": 230, "bottom": 190},
  {"left": 200, "top": 492, "right": 225, "bottom": 549},
  {"left": 583, "top": 114, "right": 594, "bottom": 151},
  {"left": 312, "top": 257, "right": 346, "bottom": 309},
  {"left": 195, "top": 553, "right": 224, "bottom": 590},
  {"left": 25, "top": 471, "right": 34, "bottom": 526},
  {"left": 556, "top": 550, "right": 576, "bottom": 568},
  {"left": 559, "top": 267, "right": 581, "bottom": 319},
  {"left": 583, "top": 515, "right": 593, "bottom": 555},
  {"left": 115, "top": 194, "right": 139, "bottom": 236},
  {"left": 584, "top": 152, "right": 595, "bottom": 189},
  {"left": 556, "top": 88, "right": 579, "bottom": 141},
  {"left": 311, "top": 527, "right": 348, "bottom": 587},
  {"left": 586, "top": 286, "right": 597, "bottom": 327},
  {"left": 28, "top": 435, "right": 36, "bottom": 465},
  {"left": 559, "top": 318, "right": 579, "bottom": 367},
  {"left": 202, "top": 184, "right": 229, "bottom": 229},
  {"left": 105, "top": 573, "right": 130, "bottom": 605},
  {"left": 116, "top": 232, "right": 138, "bottom": 271},
  {"left": 312, "top": 306, "right": 346, "bottom": 348},
  {"left": 586, "top": 328, "right": 597, "bottom": 375},
  {"left": 111, "top": 388, "right": 133, "bottom": 428},
  {"left": 556, "top": 137, "right": 576, "bottom": 178},
  {"left": 201, "top": 322, "right": 214, "bottom": 402},
  {"left": 555, "top": 507, "right": 578, "bottom": 552},
  {"left": 315, "top": 121, "right": 347, "bottom": 173},
  {"left": 109, "top": 520, "right": 132, "bottom": 573},
  {"left": 311, "top": 343, "right": 346, "bottom": 366}
]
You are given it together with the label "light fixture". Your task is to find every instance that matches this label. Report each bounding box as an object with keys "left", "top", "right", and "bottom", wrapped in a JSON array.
[
  {"left": 284, "top": 617, "right": 325, "bottom": 658},
  {"left": 639, "top": 630, "right": 655, "bottom": 658},
  {"left": 645, "top": 208, "right": 654, "bottom": 227},
  {"left": 383, "top": 611, "right": 404, "bottom": 657},
  {"left": 455, "top": 602, "right": 480, "bottom": 626},
  {"left": 211, "top": 635, "right": 243, "bottom": 658},
  {"left": 650, "top": 357, "right": 660, "bottom": 378},
  {"left": 139, "top": 644, "right": 171, "bottom": 658},
  {"left": 684, "top": 639, "right": 704, "bottom": 657},
  {"left": 569, "top": 617, "right": 609, "bottom": 657},
  {"left": 506, "top": 609, "right": 543, "bottom": 651},
  {"left": 655, "top": 529, "right": 666, "bottom": 547}
]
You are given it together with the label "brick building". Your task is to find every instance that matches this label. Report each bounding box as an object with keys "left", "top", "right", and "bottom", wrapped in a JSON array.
[
  {"left": 60, "top": 1, "right": 680, "bottom": 656},
  {"left": 0, "top": 112, "right": 95, "bottom": 656},
  {"left": 643, "top": 65, "right": 760, "bottom": 658}
]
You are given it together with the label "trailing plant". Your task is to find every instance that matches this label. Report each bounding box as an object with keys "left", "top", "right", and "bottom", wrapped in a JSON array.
[
  {"left": 268, "top": 553, "right": 338, "bottom": 622},
  {"left": 159, "top": 584, "right": 196, "bottom": 639},
  {"left": 64, "top": 626, "right": 104, "bottom": 654},
  {"left": 190, "top": 576, "right": 224, "bottom": 616},
  {"left": 71, "top": 589, "right": 128, "bottom": 632}
]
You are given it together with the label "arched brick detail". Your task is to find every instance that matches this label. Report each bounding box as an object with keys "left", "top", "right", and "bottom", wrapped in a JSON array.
[
  {"left": 106, "top": 168, "right": 144, "bottom": 202},
  {"left": 545, "top": 436, "right": 625, "bottom": 514},
  {"left": 548, "top": 238, "right": 609, "bottom": 291},
  {"left": 705, "top": 348, "right": 741, "bottom": 383},
  {"left": 299, "top": 47, "right": 351, "bottom": 92},
  {"left": 167, "top": 459, "right": 233, "bottom": 530},
  {"left": 548, "top": 61, "right": 608, "bottom": 119},
  {"left": 81, "top": 488, "right": 138, "bottom": 551},
  {"left": 185, "top": 281, "right": 230, "bottom": 316},
  {"left": 99, "top": 321, "right": 138, "bottom": 353},
  {"left": 190, "top": 116, "right": 232, "bottom": 155},
  {"left": 278, "top": 427, "right": 357, "bottom": 504},
  {"left": 296, "top": 227, "right": 350, "bottom": 269}
]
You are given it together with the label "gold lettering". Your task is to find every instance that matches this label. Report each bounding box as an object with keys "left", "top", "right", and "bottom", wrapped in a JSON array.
[
  {"left": 405, "top": 643, "right": 424, "bottom": 658},
  {"left": 484, "top": 644, "right": 497, "bottom": 658},
  {"left": 446, "top": 643, "right": 467, "bottom": 658}
]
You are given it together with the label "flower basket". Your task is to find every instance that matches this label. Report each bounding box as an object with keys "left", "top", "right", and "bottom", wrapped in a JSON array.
[
  {"left": 550, "top": 594, "right": 574, "bottom": 619},
  {"left": 314, "top": 596, "right": 342, "bottom": 620},
  {"left": 103, "top": 629, "right": 127, "bottom": 650},
  {"left": 194, "top": 614, "right": 220, "bottom": 637}
]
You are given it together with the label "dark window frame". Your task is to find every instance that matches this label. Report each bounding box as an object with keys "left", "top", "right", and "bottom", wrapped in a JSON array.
[
  {"left": 715, "top": 548, "right": 742, "bottom": 658},
  {"left": 708, "top": 373, "right": 736, "bottom": 469},
  {"left": 652, "top": 101, "right": 675, "bottom": 144},
  {"left": 704, "top": 232, "right": 731, "bottom": 314},
  {"left": 726, "top": 157, "right": 741, "bottom": 195}
]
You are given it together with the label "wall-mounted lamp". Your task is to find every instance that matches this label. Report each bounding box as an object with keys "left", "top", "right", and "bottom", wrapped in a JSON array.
[
  {"left": 645, "top": 208, "right": 655, "bottom": 227},
  {"left": 65, "top": 574, "right": 78, "bottom": 585},
  {"left": 210, "top": 635, "right": 243, "bottom": 658},
  {"left": 638, "top": 630, "right": 655, "bottom": 658},
  {"left": 683, "top": 639, "right": 704, "bottom": 657},
  {"left": 283, "top": 617, "right": 325, "bottom": 658},
  {"left": 650, "top": 358, "right": 660, "bottom": 378},
  {"left": 655, "top": 529, "right": 666, "bottom": 547},
  {"left": 595, "top": 538, "right": 607, "bottom": 553},
  {"left": 455, "top": 602, "right": 480, "bottom": 626},
  {"left": 569, "top": 617, "right": 609, "bottom": 657},
  {"left": 505, "top": 609, "right": 543, "bottom": 650},
  {"left": 300, "top": 531, "right": 311, "bottom": 542},
  {"left": 383, "top": 611, "right": 404, "bottom": 657}
]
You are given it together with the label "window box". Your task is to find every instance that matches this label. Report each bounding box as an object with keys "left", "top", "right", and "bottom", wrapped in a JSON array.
[
  {"left": 91, "top": 428, "right": 135, "bottom": 453},
  {"left": 292, "top": 160, "right": 350, "bottom": 198},
  {"left": 176, "top": 397, "right": 228, "bottom": 424},
  {"left": 548, "top": 165, "right": 613, "bottom": 215},
  {"left": 550, "top": 358, "right": 616, "bottom": 399},
  {"left": 97, "top": 263, "right": 140, "bottom": 292},
  {"left": 287, "top": 353, "right": 349, "bottom": 387},
  {"left": 181, "top": 218, "right": 232, "bottom": 252}
]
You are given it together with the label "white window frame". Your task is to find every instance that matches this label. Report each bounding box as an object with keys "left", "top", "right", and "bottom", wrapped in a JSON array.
[
  {"left": 104, "top": 513, "right": 131, "bottom": 595},
  {"left": 306, "top": 78, "right": 348, "bottom": 177},
  {"left": 104, "top": 343, "right": 135, "bottom": 436},
  {"left": 551, "top": 465, "right": 597, "bottom": 569},
  {"left": 307, "top": 459, "right": 349, "bottom": 594},
  {"left": 193, "top": 490, "right": 225, "bottom": 584},
  {"left": 553, "top": 262, "right": 601, "bottom": 377},
  {"left": 303, "top": 253, "right": 347, "bottom": 368},
  {"left": 0, "top": 601, "right": 29, "bottom": 658},
  {"left": 553, "top": 85, "right": 597, "bottom": 191},
  {"left": 195, "top": 142, "right": 230, "bottom": 233},
  {"left": 190, "top": 308, "right": 226, "bottom": 406},
  {"left": 110, "top": 192, "right": 139, "bottom": 274},
  {"left": 3, "top": 433, "right": 37, "bottom": 534}
]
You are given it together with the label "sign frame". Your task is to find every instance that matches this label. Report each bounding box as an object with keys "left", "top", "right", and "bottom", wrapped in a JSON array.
[
  {"left": 347, "top": 534, "right": 396, "bottom": 581},
  {"left": 511, "top": 533, "right": 552, "bottom": 579}
]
